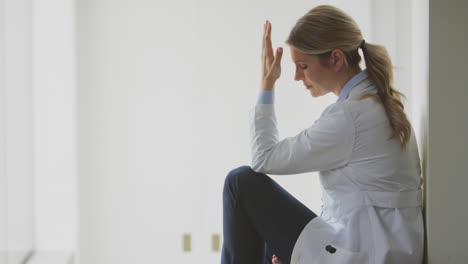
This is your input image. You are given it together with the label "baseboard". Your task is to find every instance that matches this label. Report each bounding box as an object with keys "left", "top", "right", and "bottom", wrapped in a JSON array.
[
  {"left": 26, "top": 251, "right": 74, "bottom": 264},
  {"left": 0, "top": 250, "right": 33, "bottom": 264}
]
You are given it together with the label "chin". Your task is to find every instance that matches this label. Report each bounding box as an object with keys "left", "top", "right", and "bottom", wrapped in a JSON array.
[{"left": 310, "top": 91, "right": 324, "bottom": 98}]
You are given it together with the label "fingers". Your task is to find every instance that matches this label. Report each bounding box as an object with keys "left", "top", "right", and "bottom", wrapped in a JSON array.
[
  {"left": 261, "top": 20, "right": 282, "bottom": 81},
  {"left": 262, "top": 21, "right": 270, "bottom": 55},
  {"left": 272, "top": 254, "right": 283, "bottom": 264},
  {"left": 262, "top": 21, "right": 268, "bottom": 75},
  {"left": 264, "top": 21, "right": 274, "bottom": 64},
  {"left": 273, "top": 47, "right": 283, "bottom": 66}
]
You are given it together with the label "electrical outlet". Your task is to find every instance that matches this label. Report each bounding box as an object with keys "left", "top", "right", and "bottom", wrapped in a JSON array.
[
  {"left": 183, "top": 234, "right": 191, "bottom": 252},
  {"left": 211, "top": 234, "right": 220, "bottom": 252}
]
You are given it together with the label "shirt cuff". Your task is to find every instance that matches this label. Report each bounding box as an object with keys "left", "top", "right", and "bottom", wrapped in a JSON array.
[{"left": 257, "top": 90, "right": 275, "bottom": 104}]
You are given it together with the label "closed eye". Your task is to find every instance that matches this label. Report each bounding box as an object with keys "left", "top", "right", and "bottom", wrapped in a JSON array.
[{"left": 299, "top": 64, "right": 308, "bottom": 70}]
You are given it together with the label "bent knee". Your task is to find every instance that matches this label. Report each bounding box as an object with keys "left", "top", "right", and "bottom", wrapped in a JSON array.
[
  {"left": 224, "top": 165, "right": 253, "bottom": 185},
  {"left": 227, "top": 165, "right": 254, "bottom": 177},
  {"left": 224, "top": 165, "right": 270, "bottom": 188}
]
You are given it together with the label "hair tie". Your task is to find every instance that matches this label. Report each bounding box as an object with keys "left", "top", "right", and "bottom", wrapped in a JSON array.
[{"left": 360, "top": 39, "right": 366, "bottom": 49}]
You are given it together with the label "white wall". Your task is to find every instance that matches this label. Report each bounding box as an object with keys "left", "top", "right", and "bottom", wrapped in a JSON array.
[
  {"left": 426, "top": 0, "right": 468, "bottom": 262},
  {"left": 0, "top": 0, "right": 34, "bottom": 263},
  {"left": 0, "top": 0, "right": 7, "bottom": 261},
  {"left": 410, "top": 0, "right": 429, "bottom": 166},
  {"left": 0, "top": 0, "right": 77, "bottom": 263},
  {"left": 32, "top": 0, "right": 77, "bottom": 252},
  {"left": 29, "top": 0, "right": 77, "bottom": 262}
]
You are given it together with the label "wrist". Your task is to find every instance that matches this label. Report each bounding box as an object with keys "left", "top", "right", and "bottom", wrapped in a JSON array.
[{"left": 261, "top": 78, "right": 276, "bottom": 91}]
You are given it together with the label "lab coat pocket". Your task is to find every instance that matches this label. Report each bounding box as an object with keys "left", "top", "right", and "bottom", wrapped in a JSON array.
[{"left": 318, "top": 244, "right": 368, "bottom": 264}]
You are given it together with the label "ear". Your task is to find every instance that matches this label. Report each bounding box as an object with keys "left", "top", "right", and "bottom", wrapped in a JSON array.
[{"left": 330, "top": 48, "right": 345, "bottom": 72}]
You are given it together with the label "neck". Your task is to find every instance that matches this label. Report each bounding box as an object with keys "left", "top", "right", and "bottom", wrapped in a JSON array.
[{"left": 333, "top": 68, "right": 362, "bottom": 97}]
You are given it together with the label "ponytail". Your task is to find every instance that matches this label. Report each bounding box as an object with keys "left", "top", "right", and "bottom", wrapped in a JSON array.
[{"left": 359, "top": 42, "right": 411, "bottom": 150}]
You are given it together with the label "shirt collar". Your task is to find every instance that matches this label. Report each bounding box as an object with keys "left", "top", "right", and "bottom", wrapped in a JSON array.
[{"left": 336, "top": 70, "right": 369, "bottom": 102}]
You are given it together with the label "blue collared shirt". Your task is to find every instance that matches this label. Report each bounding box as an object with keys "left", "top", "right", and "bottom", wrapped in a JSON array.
[
  {"left": 336, "top": 70, "right": 368, "bottom": 102},
  {"left": 256, "top": 69, "right": 369, "bottom": 104}
]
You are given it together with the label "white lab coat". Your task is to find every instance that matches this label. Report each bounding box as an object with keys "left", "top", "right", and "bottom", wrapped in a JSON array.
[{"left": 249, "top": 79, "right": 424, "bottom": 264}]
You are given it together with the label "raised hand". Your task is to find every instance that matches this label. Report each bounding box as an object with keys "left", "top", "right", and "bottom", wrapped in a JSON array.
[{"left": 261, "top": 20, "right": 283, "bottom": 91}]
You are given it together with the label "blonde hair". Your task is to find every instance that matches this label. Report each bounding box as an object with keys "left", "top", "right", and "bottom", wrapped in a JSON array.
[{"left": 286, "top": 5, "right": 411, "bottom": 150}]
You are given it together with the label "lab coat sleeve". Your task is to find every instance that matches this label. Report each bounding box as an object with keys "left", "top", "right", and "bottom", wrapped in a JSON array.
[{"left": 249, "top": 103, "right": 355, "bottom": 175}]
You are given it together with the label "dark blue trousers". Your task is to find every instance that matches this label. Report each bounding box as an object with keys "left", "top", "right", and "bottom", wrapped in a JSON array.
[{"left": 221, "top": 166, "right": 317, "bottom": 264}]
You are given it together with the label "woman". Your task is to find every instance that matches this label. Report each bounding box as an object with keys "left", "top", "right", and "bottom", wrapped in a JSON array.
[{"left": 221, "top": 5, "right": 423, "bottom": 264}]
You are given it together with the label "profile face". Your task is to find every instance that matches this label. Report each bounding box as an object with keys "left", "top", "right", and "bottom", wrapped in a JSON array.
[{"left": 289, "top": 47, "right": 336, "bottom": 98}]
